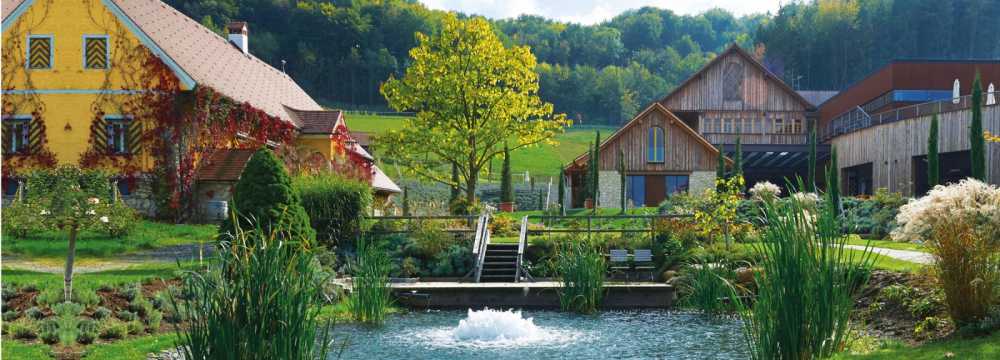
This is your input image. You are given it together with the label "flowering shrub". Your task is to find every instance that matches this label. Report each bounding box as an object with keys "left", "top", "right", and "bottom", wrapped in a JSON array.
[
  {"left": 892, "top": 179, "right": 1000, "bottom": 326},
  {"left": 2, "top": 199, "right": 47, "bottom": 237},
  {"left": 750, "top": 181, "right": 781, "bottom": 202},
  {"left": 892, "top": 179, "right": 1000, "bottom": 243},
  {"left": 790, "top": 192, "right": 820, "bottom": 210},
  {"left": 93, "top": 200, "right": 139, "bottom": 238}
]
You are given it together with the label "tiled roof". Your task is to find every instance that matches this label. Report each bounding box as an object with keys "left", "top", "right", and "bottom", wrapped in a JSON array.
[
  {"left": 350, "top": 131, "right": 371, "bottom": 147},
  {"left": 2, "top": 0, "right": 25, "bottom": 21},
  {"left": 195, "top": 149, "right": 256, "bottom": 182},
  {"left": 286, "top": 108, "right": 343, "bottom": 134},
  {"left": 108, "top": 0, "right": 324, "bottom": 124}
]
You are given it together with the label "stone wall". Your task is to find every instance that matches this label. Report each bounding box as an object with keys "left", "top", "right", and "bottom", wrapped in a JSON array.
[
  {"left": 688, "top": 171, "right": 716, "bottom": 195},
  {"left": 195, "top": 181, "right": 235, "bottom": 221},
  {"left": 597, "top": 171, "right": 622, "bottom": 209},
  {"left": 122, "top": 177, "right": 158, "bottom": 218}
]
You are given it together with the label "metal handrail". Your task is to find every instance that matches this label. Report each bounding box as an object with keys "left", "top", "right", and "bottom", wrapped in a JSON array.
[
  {"left": 824, "top": 91, "right": 998, "bottom": 140},
  {"left": 473, "top": 214, "right": 491, "bottom": 283},
  {"left": 515, "top": 215, "right": 529, "bottom": 283}
]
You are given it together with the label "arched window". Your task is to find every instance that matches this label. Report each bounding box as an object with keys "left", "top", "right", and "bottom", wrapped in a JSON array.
[{"left": 647, "top": 126, "right": 664, "bottom": 163}]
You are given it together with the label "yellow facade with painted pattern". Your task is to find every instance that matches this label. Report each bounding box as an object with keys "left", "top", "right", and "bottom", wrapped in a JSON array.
[{"left": 1, "top": 0, "right": 178, "bottom": 170}]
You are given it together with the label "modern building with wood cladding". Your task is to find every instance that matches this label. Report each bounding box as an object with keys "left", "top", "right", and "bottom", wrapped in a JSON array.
[
  {"left": 818, "top": 60, "right": 1000, "bottom": 196},
  {"left": 565, "top": 44, "right": 823, "bottom": 208}
]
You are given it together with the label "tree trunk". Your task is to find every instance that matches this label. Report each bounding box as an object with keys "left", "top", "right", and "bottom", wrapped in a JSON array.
[
  {"left": 64, "top": 225, "right": 79, "bottom": 302},
  {"left": 465, "top": 169, "right": 478, "bottom": 206}
]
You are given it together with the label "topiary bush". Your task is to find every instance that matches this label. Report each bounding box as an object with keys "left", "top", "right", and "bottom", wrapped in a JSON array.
[
  {"left": 293, "top": 173, "right": 372, "bottom": 247},
  {"left": 221, "top": 148, "right": 315, "bottom": 245}
]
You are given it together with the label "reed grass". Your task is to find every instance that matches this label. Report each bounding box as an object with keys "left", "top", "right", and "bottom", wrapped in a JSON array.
[
  {"left": 348, "top": 237, "right": 392, "bottom": 325},
  {"left": 738, "top": 186, "right": 876, "bottom": 360},
  {"left": 172, "top": 220, "right": 331, "bottom": 360},
  {"left": 680, "top": 263, "right": 742, "bottom": 315},
  {"left": 556, "top": 238, "right": 605, "bottom": 314}
]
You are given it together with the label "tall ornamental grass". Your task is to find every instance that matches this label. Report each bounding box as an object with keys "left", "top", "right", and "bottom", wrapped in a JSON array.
[
  {"left": 349, "top": 238, "right": 392, "bottom": 324},
  {"left": 740, "top": 186, "right": 875, "bottom": 360},
  {"left": 174, "top": 221, "right": 331, "bottom": 360},
  {"left": 680, "top": 263, "right": 742, "bottom": 315},
  {"left": 556, "top": 239, "right": 605, "bottom": 314},
  {"left": 893, "top": 179, "right": 1000, "bottom": 326}
]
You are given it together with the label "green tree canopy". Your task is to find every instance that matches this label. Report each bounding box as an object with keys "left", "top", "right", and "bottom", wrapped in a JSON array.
[{"left": 380, "top": 14, "right": 569, "bottom": 202}]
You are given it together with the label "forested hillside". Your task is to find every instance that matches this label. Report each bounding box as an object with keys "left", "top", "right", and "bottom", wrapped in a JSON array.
[{"left": 165, "top": 0, "right": 1000, "bottom": 125}]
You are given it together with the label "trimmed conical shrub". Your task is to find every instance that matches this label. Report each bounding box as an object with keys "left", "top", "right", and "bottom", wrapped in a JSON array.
[{"left": 221, "top": 148, "right": 315, "bottom": 245}]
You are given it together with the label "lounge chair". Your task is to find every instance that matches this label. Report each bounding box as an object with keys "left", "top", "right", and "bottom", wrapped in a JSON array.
[
  {"left": 609, "top": 249, "right": 630, "bottom": 280},
  {"left": 633, "top": 249, "right": 655, "bottom": 281}
]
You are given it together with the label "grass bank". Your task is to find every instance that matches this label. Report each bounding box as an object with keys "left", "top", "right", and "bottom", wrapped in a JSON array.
[
  {"left": 3, "top": 221, "right": 217, "bottom": 259},
  {"left": 836, "top": 332, "right": 1000, "bottom": 359}
]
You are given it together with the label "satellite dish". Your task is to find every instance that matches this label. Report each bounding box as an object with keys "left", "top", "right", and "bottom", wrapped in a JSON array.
[
  {"left": 952, "top": 79, "right": 961, "bottom": 104},
  {"left": 988, "top": 83, "right": 997, "bottom": 106}
]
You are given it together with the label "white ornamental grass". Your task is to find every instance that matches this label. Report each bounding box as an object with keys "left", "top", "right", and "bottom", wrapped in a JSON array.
[
  {"left": 750, "top": 181, "right": 781, "bottom": 201},
  {"left": 891, "top": 179, "right": 1000, "bottom": 243}
]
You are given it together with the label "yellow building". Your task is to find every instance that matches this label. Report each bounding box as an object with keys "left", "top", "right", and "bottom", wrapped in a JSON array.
[{"left": 1, "top": 0, "right": 398, "bottom": 216}]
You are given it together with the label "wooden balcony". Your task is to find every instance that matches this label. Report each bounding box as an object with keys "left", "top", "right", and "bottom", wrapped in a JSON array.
[{"left": 702, "top": 132, "right": 808, "bottom": 145}]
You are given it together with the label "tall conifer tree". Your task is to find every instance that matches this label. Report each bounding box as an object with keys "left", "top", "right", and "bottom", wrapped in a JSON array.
[
  {"left": 970, "top": 73, "right": 986, "bottom": 181},
  {"left": 928, "top": 115, "right": 940, "bottom": 188}
]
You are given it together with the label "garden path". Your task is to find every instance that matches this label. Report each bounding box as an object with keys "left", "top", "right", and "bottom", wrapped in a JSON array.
[
  {"left": 844, "top": 245, "right": 934, "bottom": 265},
  {"left": 1, "top": 244, "right": 214, "bottom": 273}
]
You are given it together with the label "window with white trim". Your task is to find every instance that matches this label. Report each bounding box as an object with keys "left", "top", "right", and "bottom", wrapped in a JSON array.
[
  {"left": 2, "top": 116, "right": 31, "bottom": 154},
  {"left": 106, "top": 117, "right": 132, "bottom": 154}
]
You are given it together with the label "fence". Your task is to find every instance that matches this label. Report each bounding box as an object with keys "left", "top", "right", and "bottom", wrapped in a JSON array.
[{"left": 823, "top": 91, "right": 999, "bottom": 140}]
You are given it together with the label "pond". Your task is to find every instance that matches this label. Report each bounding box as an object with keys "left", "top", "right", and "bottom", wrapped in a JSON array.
[{"left": 329, "top": 308, "right": 748, "bottom": 359}]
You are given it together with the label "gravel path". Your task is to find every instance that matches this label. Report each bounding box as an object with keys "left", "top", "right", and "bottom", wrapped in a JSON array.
[
  {"left": 845, "top": 245, "right": 935, "bottom": 265},
  {"left": 2, "top": 244, "right": 216, "bottom": 273}
]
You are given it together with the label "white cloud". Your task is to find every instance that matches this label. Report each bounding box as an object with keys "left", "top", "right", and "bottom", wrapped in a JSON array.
[{"left": 420, "top": 0, "right": 783, "bottom": 24}]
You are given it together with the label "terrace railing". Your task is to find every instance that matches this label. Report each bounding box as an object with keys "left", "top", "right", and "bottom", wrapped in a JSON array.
[
  {"left": 472, "top": 214, "right": 491, "bottom": 283},
  {"left": 822, "top": 91, "right": 999, "bottom": 140},
  {"left": 515, "top": 213, "right": 694, "bottom": 281}
]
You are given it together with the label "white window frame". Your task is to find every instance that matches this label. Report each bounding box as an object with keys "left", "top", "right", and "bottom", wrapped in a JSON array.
[
  {"left": 105, "top": 115, "right": 132, "bottom": 154},
  {"left": 3, "top": 115, "right": 32, "bottom": 154}
]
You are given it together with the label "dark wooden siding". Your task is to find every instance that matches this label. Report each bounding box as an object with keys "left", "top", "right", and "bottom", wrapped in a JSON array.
[{"left": 595, "top": 108, "right": 717, "bottom": 172}]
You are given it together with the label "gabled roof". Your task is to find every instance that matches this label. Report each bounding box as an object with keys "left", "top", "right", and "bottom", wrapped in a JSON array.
[
  {"left": 657, "top": 44, "right": 816, "bottom": 110},
  {"left": 570, "top": 102, "right": 731, "bottom": 168},
  {"left": 2, "top": 0, "right": 325, "bottom": 126},
  {"left": 286, "top": 108, "right": 344, "bottom": 135},
  {"left": 195, "top": 149, "right": 256, "bottom": 182}
]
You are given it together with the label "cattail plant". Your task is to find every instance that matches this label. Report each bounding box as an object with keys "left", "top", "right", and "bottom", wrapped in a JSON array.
[
  {"left": 349, "top": 237, "right": 393, "bottom": 325},
  {"left": 556, "top": 238, "right": 606, "bottom": 314},
  {"left": 173, "top": 219, "right": 332, "bottom": 360}
]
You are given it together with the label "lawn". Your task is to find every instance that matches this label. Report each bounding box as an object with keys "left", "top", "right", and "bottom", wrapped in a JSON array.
[
  {"left": 835, "top": 331, "right": 1000, "bottom": 359},
  {"left": 342, "top": 112, "right": 617, "bottom": 178},
  {"left": 3, "top": 220, "right": 217, "bottom": 259}
]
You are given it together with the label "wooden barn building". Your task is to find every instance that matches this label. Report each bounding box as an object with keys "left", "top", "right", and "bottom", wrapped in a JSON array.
[{"left": 566, "top": 44, "right": 827, "bottom": 208}]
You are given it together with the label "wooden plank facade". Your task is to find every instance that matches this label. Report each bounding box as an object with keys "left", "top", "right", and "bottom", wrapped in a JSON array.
[
  {"left": 658, "top": 44, "right": 815, "bottom": 145},
  {"left": 831, "top": 104, "right": 1000, "bottom": 196}
]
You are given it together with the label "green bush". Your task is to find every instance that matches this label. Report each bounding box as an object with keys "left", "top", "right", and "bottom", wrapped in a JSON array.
[
  {"left": 221, "top": 148, "right": 316, "bottom": 245},
  {"left": 25, "top": 306, "right": 44, "bottom": 320},
  {"left": 146, "top": 309, "right": 163, "bottom": 331},
  {"left": 39, "top": 318, "right": 60, "bottom": 344},
  {"left": 8, "top": 319, "right": 37, "bottom": 339},
  {"left": 121, "top": 282, "right": 142, "bottom": 302},
  {"left": 72, "top": 287, "right": 101, "bottom": 307},
  {"left": 841, "top": 189, "right": 906, "bottom": 238},
  {"left": 127, "top": 320, "right": 145, "bottom": 335},
  {"left": 35, "top": 287, "right": 62, "bottom": 306},
  {"left": 679, "top": 263, "right": 741, "bottom": 314},
  {"left": 427, "top": 244, "right": 472, "bottom": 277},
  {"left": 129, "top": 296, "right": 153, "bottom": 317},
  {"left": 294, "top": 173, "right": 372, "bottom": 246},
  {"left": 99, "top": 320, "right": 128, "bottom": 340},
  {"left": 3, "top": 310, "right": 20, "bottom": 322},
  {"left": 93, "top": 306, "right": 112, "bottom": 320},
  {"left": 1, "top": 199, "right": 47, "bottom": 237},
  {"left": 2, "top": 283, "right": 17, "bottom": 301},
  {"left": 116, "top": 310, "right": 137, "bottom": 322},
  {"left": 95, "top": 199, "right": 140, "bottom": 237},
  {"left": 52, "top": 302, "right": 84, "bottom": 317}
]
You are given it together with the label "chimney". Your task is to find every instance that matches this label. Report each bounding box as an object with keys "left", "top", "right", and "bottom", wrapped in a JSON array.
[{"left": 227, "top": 21, "right": 248, "bottom": 55}]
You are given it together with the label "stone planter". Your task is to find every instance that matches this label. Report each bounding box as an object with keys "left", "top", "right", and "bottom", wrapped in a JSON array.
[{"left": 499, "top": 202, "right": 516, "bottom": 212}]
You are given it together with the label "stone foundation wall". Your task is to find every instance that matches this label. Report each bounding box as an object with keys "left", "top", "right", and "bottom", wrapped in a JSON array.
[
  {"left": 122, "top": 177, "right": 158, "bottom": 218},
  {"left": 597, "top": 171, "right": 622, "bottom": 209},
  {"left": 688, "top": 171, "right": 716, "bottom": 195}
]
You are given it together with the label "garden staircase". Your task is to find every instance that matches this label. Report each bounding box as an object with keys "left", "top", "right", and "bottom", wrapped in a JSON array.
[{"left": 479, "top": 243, "right": 519, "bottom": 282}]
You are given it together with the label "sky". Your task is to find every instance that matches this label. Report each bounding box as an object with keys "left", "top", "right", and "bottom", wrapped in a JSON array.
[{"left": 419, "top": 0, "right": 784, "bottom": 25}]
